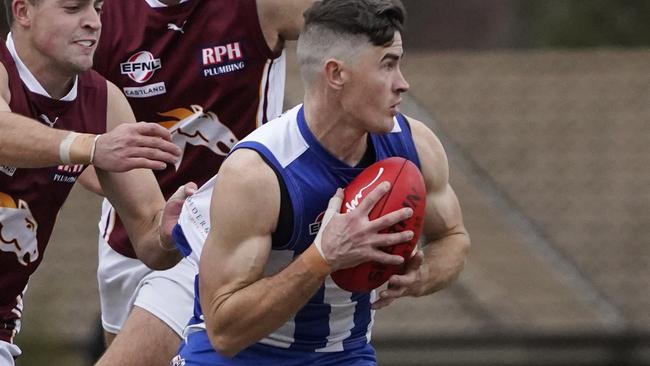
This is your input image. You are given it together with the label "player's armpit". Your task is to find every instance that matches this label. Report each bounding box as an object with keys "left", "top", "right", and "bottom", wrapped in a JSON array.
[{"left": 257, "top": 0, "right": 314, "bottom": 50}]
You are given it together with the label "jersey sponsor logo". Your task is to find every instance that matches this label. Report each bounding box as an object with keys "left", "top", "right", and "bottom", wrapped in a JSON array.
[
  {"left": 120, "top": 51, "right": 162, "bottom": 83},
  {"left": 0, "top": 165, "right": 16, "bottom": 177},
  {"left": 344, "top": 168, "right": 384, "bottom": 212},
  {"left": 52, "top": 164, "right": 84, "bottom": 183},
  {"left": 184, "top": 196, "right": 210, "bottom": 237},
  {"left": 201, "top": 42, "right": 246, "bottom": 77},
  {"left": 123, "top": 82, "right": 167, "bottom": 98},
  {"left": 309, "top": 211, "right": 325, "bottom": 236},
  {"left": 0, "top": 192, "right": 39, "bottom": 266},
  {"left": 157, "top": 105, "right": 239, "bottom": 170}
]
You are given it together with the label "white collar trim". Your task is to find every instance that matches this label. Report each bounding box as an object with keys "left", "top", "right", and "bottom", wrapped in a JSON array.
[
  {"left": 145, "top": 0, "right": 189, "bottom": 8},
  {"left": 5, "top": 33, "right": 78, "bottom": 101}
]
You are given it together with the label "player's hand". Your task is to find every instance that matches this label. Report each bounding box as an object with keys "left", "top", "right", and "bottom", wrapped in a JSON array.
[
  {"left": 93, "top": 122, "right": 182, "bottom": 172},
  {"left": 371, "top": 250, "right": 424, "bottom": 310},
  {"left": 317, "top": 182, "right": 414, "bottom": 271},
  {"left": 159, "top": 182, "right": 198, "bottom": 249}
]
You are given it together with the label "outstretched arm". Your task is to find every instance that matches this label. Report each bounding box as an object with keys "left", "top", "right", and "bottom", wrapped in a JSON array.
[
  {"left": 373, "top": 117, "right": 471, "bottom": 309},
  {"left": 0, "top": 65, "right": 180, "bottom": 171},
  {"left": 96, "top": 82, "right": 191, "bottom": 270},
  {"left": 199, "top": 148, "right": 413, "bottom": 357}
]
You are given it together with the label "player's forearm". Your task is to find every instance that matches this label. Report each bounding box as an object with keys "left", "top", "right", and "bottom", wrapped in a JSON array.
[
  {"left": 418, "top": 229, "right": 470, "bottom": 296},
  {"left": 131, "top": 210, "right": 182, "bottom": 270},
  {"left": 98, "top": 169, "right": 181, "bottom": 269},
  {"left": 0, "top": 112, "right": 95, "bottom": 167},
  {"left": 204, "top": 245, "right": 330, "bottom": 357},
  {"left": 118, "top": 196, "right": 181, "bottom": 270}
]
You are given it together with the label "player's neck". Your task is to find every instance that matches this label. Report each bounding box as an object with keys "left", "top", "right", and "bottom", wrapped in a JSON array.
[
  {"left": 11, "top": 33, "right": 75, "bottom": 99},
  {"left": 303, "top": 96, "right": 368, "bottom": 167}
]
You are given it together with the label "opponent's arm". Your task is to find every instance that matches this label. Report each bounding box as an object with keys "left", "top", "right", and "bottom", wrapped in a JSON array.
[
  {"left": 96, "top": 81, "right": 187, "bottom": 270},
  {"left": 77, "top": 167, "right": 104, "bottom": 196},
  {"left": 257, "top": 0, "right": 315, "bottom": 51},
  {"left": 0, "top": 64, "right": 180, "bottom": 171},
  {"left": 200, "top": 149, "right": 413, "bottom": 356},
  {"left": 0, "top": 63, "right": 93, "bottom": 167},
  {"left": 373, "top": 117, "right": 471, "bottom": 309}
]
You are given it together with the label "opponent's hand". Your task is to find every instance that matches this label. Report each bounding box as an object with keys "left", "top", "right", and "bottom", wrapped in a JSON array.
[
  {"left": 93, "top": 122, "right": 182, "bottom": 172},
  {"left": 316, "top": 182, "right": 414, "bottom": 272},
  {"left": 371, "top": 250, "right": 424, "bottom": 310},
  {"left": 159, "top": 182, "right": 198, "bottom": 250}
]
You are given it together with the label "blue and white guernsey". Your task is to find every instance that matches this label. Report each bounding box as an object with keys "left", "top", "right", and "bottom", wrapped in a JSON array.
[{"left": 174, "top": 104, "right": 420, "bottom": 360}]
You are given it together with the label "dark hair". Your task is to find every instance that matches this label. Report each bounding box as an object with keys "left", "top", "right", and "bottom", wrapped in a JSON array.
[
  {"left": 3, "top": 0, "right": 12, "bottom": 26},
  {"left": 303, "top": 0, "right": 406, "bottom": 46}
]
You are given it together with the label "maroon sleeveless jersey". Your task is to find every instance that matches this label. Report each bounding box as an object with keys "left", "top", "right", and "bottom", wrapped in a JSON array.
[
  {"left": 94, "top": 0, "right": 286, "bottom": 257},
  {"left": 0, "top": 40, "right": 107, "bottom": 343}
]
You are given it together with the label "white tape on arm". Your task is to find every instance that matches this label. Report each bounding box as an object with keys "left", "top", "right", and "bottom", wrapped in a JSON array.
[
  {"left": 89, "top": 134, "right": 101, "bottom": 164},
  {"left": 59, "top": 132, "right": 79, "bottom": 164}
]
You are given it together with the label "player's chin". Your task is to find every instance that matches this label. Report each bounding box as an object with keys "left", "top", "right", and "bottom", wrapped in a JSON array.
[
  {"left": 375, "top": 116, "right": 396, "bottom": 134},
  {"left": 71, "top": 58, "right": 94, "bottom": 73}
]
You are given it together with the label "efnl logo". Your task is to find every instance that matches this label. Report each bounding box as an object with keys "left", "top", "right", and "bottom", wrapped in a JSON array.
[{"left": 120, "top": 51, "right": 162, "bottom": 83}]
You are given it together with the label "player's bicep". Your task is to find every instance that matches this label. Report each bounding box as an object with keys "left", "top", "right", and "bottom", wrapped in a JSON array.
[
  {"left": 199, "top": 149, "right": 281, "bottom": 309},
  {"left": 105, "top": 80, "right": 136, "bottom": 131}
]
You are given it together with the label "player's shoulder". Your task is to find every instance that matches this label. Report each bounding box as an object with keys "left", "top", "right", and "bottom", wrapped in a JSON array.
[
  {"left": 403, "top": 114, "right": 450, "bottom": 187},
  {"left": 403, "top": 115, "right": 446, "bottom": 158},
  {"left": 237, "top": 105, "right": 307, "bottom": 167},
  {"left": 218, "top": 147, "right": 279, "bottom": 203}
]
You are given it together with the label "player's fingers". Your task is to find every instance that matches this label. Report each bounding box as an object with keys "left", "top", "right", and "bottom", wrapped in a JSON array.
[
  {"left": 125, "top": 146, "right": 179, "bottom": 165},
  {"left": 375, "top": 286, "right": 407, "bottom": 307},
  {"left": 371, "top": 295, "right": 396, "bottom": 310},
  {"left": 370, "top": 230, "right": 413, "bottom": 248},
  {"left": 121, "top": 157, "right": 167, "bottom": 171},
  {"left": 325, "top": 188, "right": 344, "bottom": 214},
  {"left": 355, "top": 181, "right": 391, "bottom": 215},
  {"left": 170, "top": 182, "right": 197, "bottom": 202},
  {"left": 369, "top": 207, "right": 413, "bottom": 232},
  {"left": 368, "top": 251, "right": 404, "bottom": 266},
  {"left": 406, "top": 250, "right": 424, "bottom": 270},
  {"left": 134, "top": 121, "right": 174, "bottom": 141},
  {"left": 184, "top": 182, "right": 198, "bottom": 195},
  {"left": 134, "top": 136, "right": 182, "bottom": 157},
  {"left": 386, "top": 273, "right": 412, "bottom": 290}
]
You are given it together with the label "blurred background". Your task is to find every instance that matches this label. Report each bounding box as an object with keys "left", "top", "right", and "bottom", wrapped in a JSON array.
[{"left": 2, "top": 0, "right": 649, "bottom": 365}]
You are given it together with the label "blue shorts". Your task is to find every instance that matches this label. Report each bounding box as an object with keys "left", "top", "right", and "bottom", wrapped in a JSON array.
[{"left": 174, "top": 330, "right": 377, "bottom": 366}]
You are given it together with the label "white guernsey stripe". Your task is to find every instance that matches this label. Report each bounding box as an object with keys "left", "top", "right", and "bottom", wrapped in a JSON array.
[
  {"left": 316, "top": 278, "right": 357, "bottom": 352},
  {"left": 256, "top": 52, "right": 286, "bottom": 128}
]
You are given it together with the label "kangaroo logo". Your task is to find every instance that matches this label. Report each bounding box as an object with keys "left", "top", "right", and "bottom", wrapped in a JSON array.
[
  {"left": 0, "top": 192, "right": 39, "bottom": 266},
  {"left": 158, "top": 105, "right": 239, "bottom": 170}
]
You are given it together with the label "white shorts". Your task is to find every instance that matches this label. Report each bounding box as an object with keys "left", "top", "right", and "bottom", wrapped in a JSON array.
[
  {"left": 97, "top": 234, "right": 197, "bottom": 336},
  {"left": 0, "top": 341, "right": 21, "bottom": 366}
]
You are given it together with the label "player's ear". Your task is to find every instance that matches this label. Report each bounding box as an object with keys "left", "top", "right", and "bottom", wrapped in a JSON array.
[
  {"left": 12, "top": 0, "right": 32, "bottom": 28},
  {"left": 324, "top": 58, "right": 345, "bottom": 90}
]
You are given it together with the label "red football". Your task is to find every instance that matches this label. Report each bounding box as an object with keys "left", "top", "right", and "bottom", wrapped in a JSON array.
[{"left": 331, "top": 157, "right": 426, "bottom": 292}]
